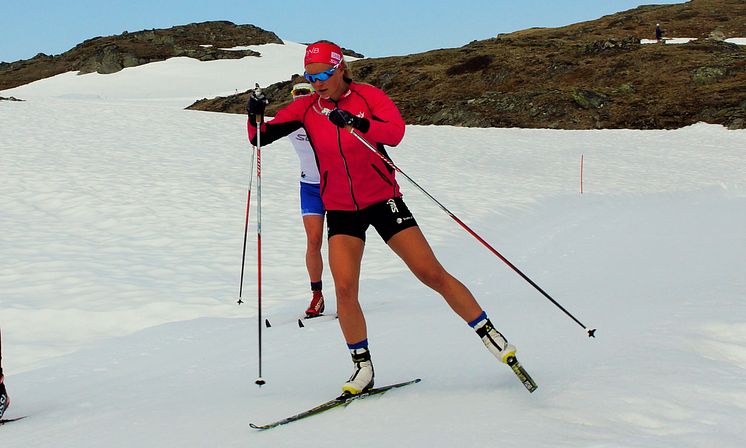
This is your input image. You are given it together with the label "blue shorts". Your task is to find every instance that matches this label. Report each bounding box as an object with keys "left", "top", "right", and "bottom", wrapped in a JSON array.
[{"left": 300, "top": 182, "right": 325, "bottom": 216}]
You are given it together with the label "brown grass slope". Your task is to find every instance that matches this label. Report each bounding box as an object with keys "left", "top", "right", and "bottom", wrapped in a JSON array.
[{"left": 190, "top": 0, "right": 745, "bottom": 129}]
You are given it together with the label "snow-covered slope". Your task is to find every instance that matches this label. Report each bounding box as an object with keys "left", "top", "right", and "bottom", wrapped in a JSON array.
[
  {"left": 0, "top": 41, "right": 308, "bottom": 107},
  {"left": 1, "top": 42, "right": 745, "bottom": 447}
]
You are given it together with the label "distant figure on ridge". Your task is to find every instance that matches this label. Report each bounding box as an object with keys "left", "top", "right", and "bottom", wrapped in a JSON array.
[{"left": 656, "top": 23, "right": 664, "bottom": 42}]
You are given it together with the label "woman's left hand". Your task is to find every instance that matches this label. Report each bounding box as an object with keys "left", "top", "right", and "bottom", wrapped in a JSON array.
[{"left": 328, "top": 108, "right": 370, "bottom": 133}]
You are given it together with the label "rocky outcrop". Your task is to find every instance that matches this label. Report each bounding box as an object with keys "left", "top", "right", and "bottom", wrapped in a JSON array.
[
  {"left": 584, "top": 37, "right": 640, "bottom": 54},
  {"left": 0, "top": 21, "right": 280, "bottom": 90}
]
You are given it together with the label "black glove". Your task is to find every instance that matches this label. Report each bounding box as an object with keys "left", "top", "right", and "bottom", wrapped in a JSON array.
[
  {"left": 247, "top": 85, "right": 269, "bottom": 125},
  {"left": 328, "top": 108, "right": 370, "bottom": 133}
]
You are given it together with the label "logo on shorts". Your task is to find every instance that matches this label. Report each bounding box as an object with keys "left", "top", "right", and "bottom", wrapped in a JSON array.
[{"left": 387, "top": 199, "right": 399, "bottom": 214}]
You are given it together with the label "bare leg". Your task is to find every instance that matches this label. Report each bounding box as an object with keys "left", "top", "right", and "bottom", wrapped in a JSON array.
[
  {"left": 387, "top": 226, "right": 483, "bottom": 323},
  {"left": 302, "top": 214, "right": 325, "bottom": 283},
  {"left": 328, "top": 234, "right": 367, "bottom": 344},
  {"left": 389, "top": 226, "right": 517, "bottom": 367}
]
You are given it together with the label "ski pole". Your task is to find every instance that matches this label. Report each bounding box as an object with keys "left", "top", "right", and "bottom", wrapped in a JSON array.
[
  {"left": 237, "top": 145, "right": 256, "bottom": 305},
  {"left": 348, "top": 129, "right": 596, "bottom": 338},
  {"left": 254, "top": 84, "right": 267, "bottom": 386},
  {"left": 0, "top": 327, "right": 4, "bottom": 378},
  {"left": 0, "top": 328, "right": 7, "bottom": 420}
]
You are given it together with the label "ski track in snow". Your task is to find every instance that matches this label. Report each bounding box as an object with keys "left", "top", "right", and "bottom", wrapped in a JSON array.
[{"left": 2, "top": 42, "right": 746, "bottom": 447}]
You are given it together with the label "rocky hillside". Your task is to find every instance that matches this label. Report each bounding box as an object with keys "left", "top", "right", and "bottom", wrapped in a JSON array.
[
  {"left": 0, "top": 21, "right": 281, "bottom": 91},
  {"left": 190, "top": 0, "right": 746, "bottom": 129}
]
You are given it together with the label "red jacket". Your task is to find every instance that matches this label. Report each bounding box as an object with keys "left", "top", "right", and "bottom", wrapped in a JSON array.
[{"left": 248, "top": 82, "right": 406, "bottom": 211}]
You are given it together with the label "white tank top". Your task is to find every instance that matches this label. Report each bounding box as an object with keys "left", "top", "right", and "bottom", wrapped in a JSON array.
[{"left": 288, "top": 127, "right": 320, "bottom": 184}]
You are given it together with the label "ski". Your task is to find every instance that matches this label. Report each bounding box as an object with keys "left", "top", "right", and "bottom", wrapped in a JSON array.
[
  {"left": 506, "top": 355, "right": 538, "bottom": 393},
  {"left": 297, "top": 313, "right": 338, "bottom": 328},
  {"left": 303, "top": 312, "right": 337, "bottom": 321},
  {"left": 0, "top": 416, "right": 26, "bottom": 425},
  {"left": 264, "top": 313, "right": 338, "bottom": 328},
  {"left": 249, "top": 378, "right": 421, "bottom": 430}
]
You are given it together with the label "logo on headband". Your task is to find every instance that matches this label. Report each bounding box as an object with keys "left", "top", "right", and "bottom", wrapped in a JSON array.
[{"left": 305, "top": 42, "right": 344, "bottom": 66}]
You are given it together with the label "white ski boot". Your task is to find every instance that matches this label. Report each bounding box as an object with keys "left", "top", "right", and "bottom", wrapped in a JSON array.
[
  {"left": 342, "top": 348, "right": 374, "bottom": 395},
  {"left": 473, "top": 318, "right": 517, "bottom": 363}
]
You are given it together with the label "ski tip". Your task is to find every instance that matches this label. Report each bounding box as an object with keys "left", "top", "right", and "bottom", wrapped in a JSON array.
[{"left": 0, "top": 416, "right": 27, "bottom": 425}]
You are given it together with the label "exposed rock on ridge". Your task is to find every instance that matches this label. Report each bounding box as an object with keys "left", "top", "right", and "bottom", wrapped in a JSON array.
[{"left": 0, "top": 21, "right": 281, "bottom": 90}]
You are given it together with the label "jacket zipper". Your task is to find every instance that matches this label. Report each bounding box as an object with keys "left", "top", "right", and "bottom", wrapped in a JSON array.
[{"left": 336, "top": 127, "right": 359, "bottom": 210}]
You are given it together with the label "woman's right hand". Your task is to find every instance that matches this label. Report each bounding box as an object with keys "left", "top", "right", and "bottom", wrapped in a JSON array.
[{"left": 247, "top": 86, "right": 269, "bottom": 123}]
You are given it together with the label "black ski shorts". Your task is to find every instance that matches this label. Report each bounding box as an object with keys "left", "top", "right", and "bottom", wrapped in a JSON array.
[{"left": 327, "top": 197, "right": 418, "bottom": 243}]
